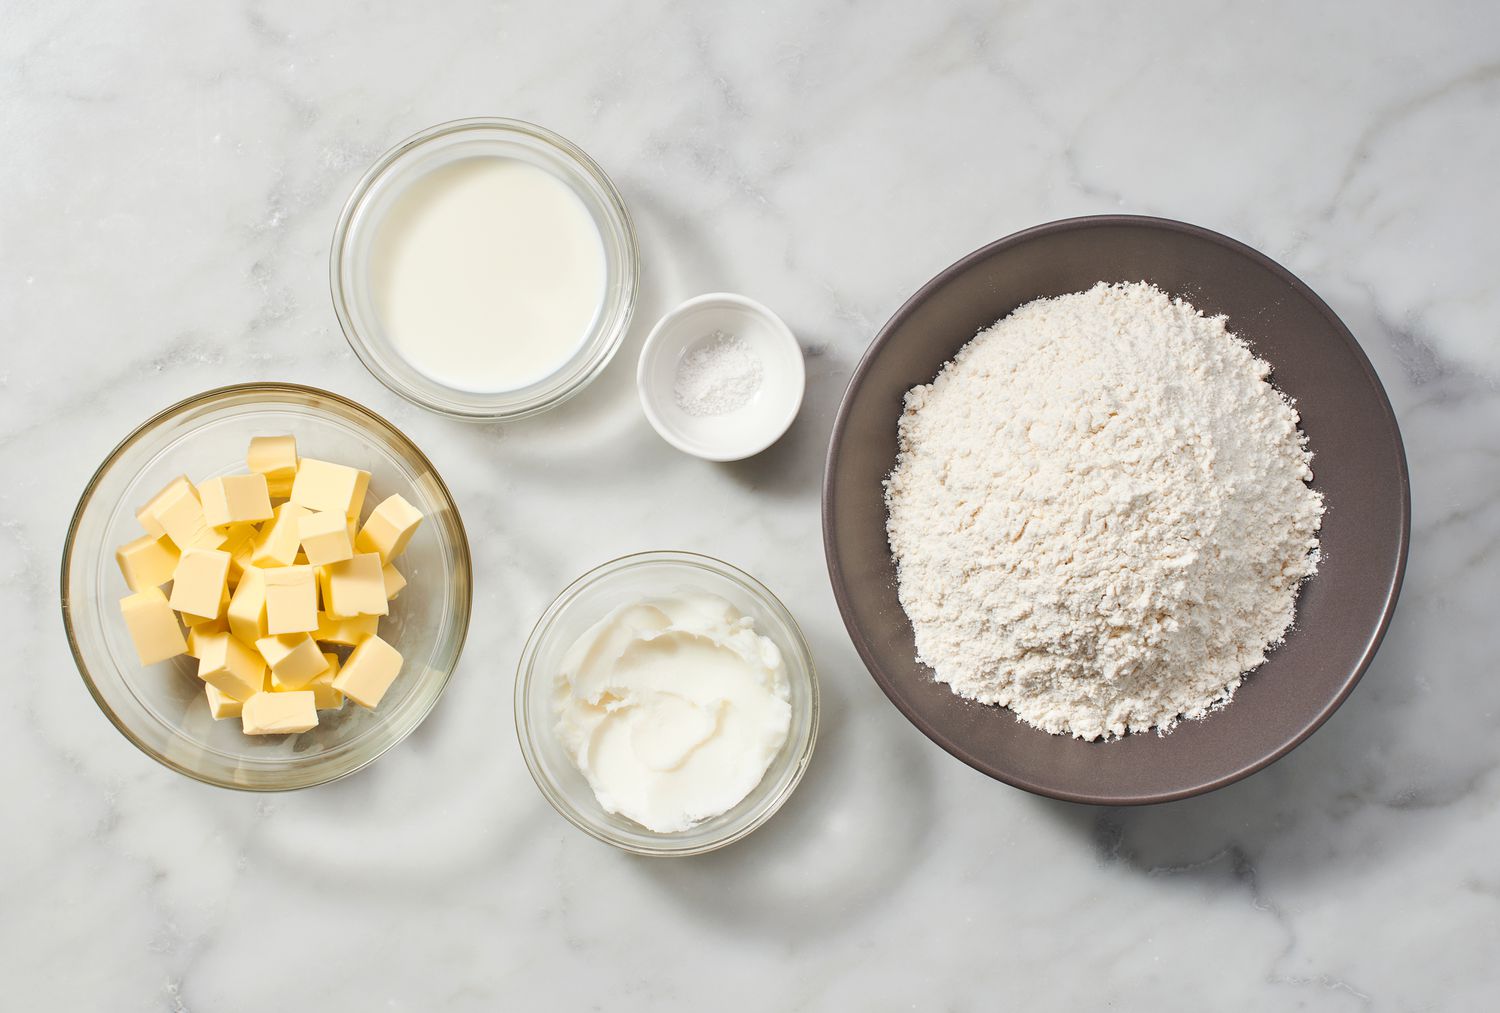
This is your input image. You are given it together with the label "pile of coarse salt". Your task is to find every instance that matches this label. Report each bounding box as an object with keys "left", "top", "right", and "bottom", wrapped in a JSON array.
[{"left": 673, "top": 331, "right": 763, "bottom": 417}]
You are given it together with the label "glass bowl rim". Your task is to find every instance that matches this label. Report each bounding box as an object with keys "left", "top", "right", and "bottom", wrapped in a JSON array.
[
  {"left": 60, "top": 380, "right": 474, "bottom": 791},
  {"left": 328, "top": 115, "right": 641, "bottom": 421},
  {"left": 514, "top": 549, "right": 820, "bottom": 856}
]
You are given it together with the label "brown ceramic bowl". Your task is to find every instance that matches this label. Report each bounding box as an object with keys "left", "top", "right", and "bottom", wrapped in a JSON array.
[{"left": 823, "top": 215, "right": 1409, "bottom": 805}]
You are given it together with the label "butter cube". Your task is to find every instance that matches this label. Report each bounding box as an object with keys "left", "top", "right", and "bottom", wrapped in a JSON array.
[
  {"left": 186, "top": 619, "right": 228, "bottom": 659},
  {"left": 255, "top": 633, "right": 329, "bottom": 688},
  {"left": 220, "top": 522, "right": 259, "bottom": 586},
  {"left": 156, "top": 480, "right": 225, "bottom": 551},
  {"left": 168, "top": 547, "right": 231, "bottom": 620},
  {"left": 291, "top": 459, "right": 371, "bottom": 518},
  {"left": 247, "top": 435, "right": 298, "bottom": 498},
  {"left": 115, "top": 534, "right": 180, "bottom": 592},
  {"left": 135, "top": 475, "right": 195, "bottom": 539},
  {"left": 333, "top": 634, "right": 403, "bottom": 709},
  {"left": 310, "top": 653, "right": 344, "bottom": 710},
  {"left": 325, "top": 552, "right": 388, "bottom": 617},
  {"left": 354, "top": 494, "right": 423, "bottom": 563},
  {"left": 382, "top": 562, "right": 406, "bottom": 600},
  {"left": 195, "top": 631, "right": 266, "bottom": 701},
  {"left": 250, "top": 502, "right": 310, "bottom": 568},
  {"left": 181, "top": 586, "right": 230, "bottom": 626},
  {"left": 263, "top": 565, "right": 318, "bottom": 635},
  {"left": 205, "top": 682, "right": 244, "bottom": 720},
  {"left": 314, "top": 611, "right": 379, "bottom": 646},
  {"left": 241, "top": 691, "right": 318, "bottom": 735},
  {"left": 227, "top": 566, "right": 268, "bottom": 644},
  {"left": 298, "top": 510, "right": 354, "bottom": 566},
  {"left": 198, "top": 474, "right": 273, "bottom": 529},
  {"left": 119, "top": 587, "right": 188, "bottom": 665}
]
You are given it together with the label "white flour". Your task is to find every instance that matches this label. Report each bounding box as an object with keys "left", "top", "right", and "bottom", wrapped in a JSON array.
[
  {"left": 885, "top": 282, "right": 1325, "bottom": 740},
  {"left": 674, "top": 331, "right": 763, "bottom": 416}
]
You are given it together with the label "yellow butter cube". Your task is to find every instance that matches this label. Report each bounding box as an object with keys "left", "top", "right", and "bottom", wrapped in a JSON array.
[
  {"left": 156, "top": 480, "right": 225, "bottom": 551},
  {"left": 168, "top": 547, "right": 232, "bottom": 620},
  {"left": 198, "top": 474, "right": 273, "bottom": 529},
  {"left": 227, "top": 566, "right": 268, "bottom": 644},
  {"left": 195, "top": 631, "right": 266, "bottom": 702},
  {"left": 186, "top": 619, "right": 228, "bottom": 659},
  {"left": 241, "top": 691, "right": 318, "bottom": 735},
  {"left": 333, "top": 634, "right": 403, "bottom": 709},
  {"left": 119, "top": 587, "right": 188, "bottom": 665},
  {"left": 255, "top": 633, "right": 329, "bottom": 688},
  {"left": 250, "top": 502, "right": 310, "bottom": 568},
  {"left": 314, "top": 611, "right": 379, "bottom": 647},
  {"left": 247, "top": 435, "right": 298, "bottom": 497},
  {"left": 382, "top": 562, "right": 406, "bottom": 600},
  {"left": 220, "top": 522, "right": 259, "bottom": 586},
  {"left": 182, "top": 586, "right": 230, "bottom": 626},
  {"left": 298, "top": 510, "right": 354, "bottom": 566},
  {"left": 204, "top": 682, "right": 244, "bottom": 720},
  {"left": 115, "top": 533, "right": 180, "bottom": 592},
  {"left": 263, "top": 565, "right": 318, "bottom": 635},
  {"left": 135, "top": 475, "right": 195, "bottom": 539},
  {"left": 309, "top": 653, "right": 344, "bottom": 710},
  {"left": 291, "top": 459, "right": 371, "bottom": 518},
  {"left": 326, "top": 552, "right": 388, "bottom": 617},
  {"left": 354, "top": 494, "right": 423, "bottom": 564}
]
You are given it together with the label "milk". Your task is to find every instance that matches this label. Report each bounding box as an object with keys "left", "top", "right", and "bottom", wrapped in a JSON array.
[{"left": 369, "top": 156, "right": 607, "bottom": 392}]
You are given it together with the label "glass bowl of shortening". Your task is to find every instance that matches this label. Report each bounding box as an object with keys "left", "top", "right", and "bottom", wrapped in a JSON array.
[
  {"left": 516, "top": 551, "right": 819, "bottom": 856},
  {"left": 61, "top": 383, "right": 472, "bottom": 789},
  {"left": 331, "top": 117, "right": 639, "bottom": 420}
]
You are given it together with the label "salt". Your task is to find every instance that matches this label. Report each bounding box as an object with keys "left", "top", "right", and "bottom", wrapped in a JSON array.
[{"left": 673, "top": 331, "right": 763, "bottom": 417}]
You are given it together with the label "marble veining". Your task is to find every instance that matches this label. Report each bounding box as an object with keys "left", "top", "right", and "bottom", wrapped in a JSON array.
[{"left": 3, "top": 1, "right": 1497, "bottom": 1008}]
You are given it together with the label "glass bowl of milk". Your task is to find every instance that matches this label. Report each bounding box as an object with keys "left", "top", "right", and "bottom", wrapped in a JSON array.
[{"left": 331, "top": 118, "right": 638, "bottom": 419}]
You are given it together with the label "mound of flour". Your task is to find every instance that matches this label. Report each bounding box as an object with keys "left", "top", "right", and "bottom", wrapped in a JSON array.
[{"left": 884, "top": 282, "right": 1325, "bottom": 740}]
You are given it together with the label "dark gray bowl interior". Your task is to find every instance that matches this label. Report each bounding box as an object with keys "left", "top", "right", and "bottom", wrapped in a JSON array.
[{"left": 823, "top": 215, "right": 1409, "bottom": 805}]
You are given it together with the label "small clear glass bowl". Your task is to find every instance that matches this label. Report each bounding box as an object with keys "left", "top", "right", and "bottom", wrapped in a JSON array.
[
  {"left": 516, "top": 551, "right": 819, "bottom": 856},
  {"left": 330, "top": 117, "right": 639, "bottom": 420},
  {"left": 61, "top": 383, "right": 472, "bottom": 790}
]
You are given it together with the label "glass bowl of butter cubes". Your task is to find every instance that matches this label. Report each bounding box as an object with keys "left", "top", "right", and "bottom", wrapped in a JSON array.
[{"left": 62, "top": 383, "right": 472, "bottom": 790}]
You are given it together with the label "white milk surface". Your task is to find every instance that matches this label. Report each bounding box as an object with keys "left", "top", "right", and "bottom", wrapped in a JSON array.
[{"left": 369, "top": 156, "right": 606, "bottom": 392}]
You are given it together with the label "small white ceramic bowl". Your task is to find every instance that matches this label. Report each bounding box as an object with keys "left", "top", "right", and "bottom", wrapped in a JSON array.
[{"left": 637, "top": 293, "right": 805, "bottom": 461}]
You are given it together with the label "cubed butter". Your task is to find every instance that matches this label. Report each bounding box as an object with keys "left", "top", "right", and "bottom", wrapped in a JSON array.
[
  {"left": 135, "top": 475, "right": 195, "bottom": 539},
  {"left": 262, "top": 565, "right": 318, "bottom": 635},
  {"left": 241, "top": 691, "right": 318, "bottom": 735},
  {"left": 326, "top": 552, "right": 388, "bottom": 617},
  {"left": 227, "top": 566, "right": 268, "bottom": 644},
  {"left": 168, "top": 547, "right": 231, "bottom": 620},
  {"left": 250, "top": 502, "right": 310, "bottom": 568},
  {"left": 181, "top": 586, "right": 230, "bottom": 626},
  {"left": 314, "top": 611, "right": 379, "bottom": 646},
  {"left": 195, "top": 631, "right": 266, "bottom": 701},
  {"left": 333, "top": 635, "right": 403, "bottom": 709},
  {"left": 255, "top": 633, "right": 329, "bottom": 688},
  {"left": 310, "top": 653, "right": 344, "bottom": 710},
  {"left": 156, "top": 480, "right": 225, "bottom": 551},
  {"left": 382, "top": 562, "right": 407, "bottom": 600},
  {"left": 198, "top": 473, "right": 273, "bottom": 529},
  {"left": 115, "top": 533, "right": 180, "bottom": 592},
  {"left": 291, "top": 459, "right": 370, "bottom": 518},
  {"left": 354, "top": 494, "right": 423, "bottom": 564},
  {"left": 298, "top": 510, "right": 354, "bottom": 566},
  {"left": 205, "top": 682, "right": 244, "bottom": 720},
  {"left": 220, "top": 522, "right": 259, "bottom": 586},
  {"left": 119, "top": 587, "right": 188, "bottom": 665},
  {"left": 186, "top": 619, "right": 228, "bottom": 659},
  {"left": 247, "top": 435, "right": 298, "bottom": 498}
]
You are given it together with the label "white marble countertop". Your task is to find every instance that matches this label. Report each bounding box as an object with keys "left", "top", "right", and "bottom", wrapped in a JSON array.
[{"left": 5, "top": 2, "right": 1498, "bottom": 1008}]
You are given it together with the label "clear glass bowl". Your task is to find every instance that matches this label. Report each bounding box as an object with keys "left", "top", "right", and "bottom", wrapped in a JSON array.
[
  {"left": 329, "top": 117, "right": 639, "bottom": 420},
  {"left": 61, "top": 383, "right": 472, "bottom": 790},
  {"left": 516, "top": 551, "right": 819, "bottom": 856}
]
